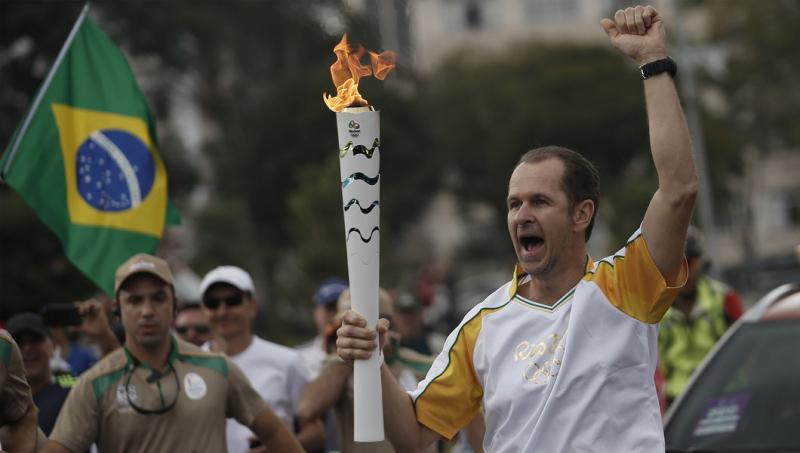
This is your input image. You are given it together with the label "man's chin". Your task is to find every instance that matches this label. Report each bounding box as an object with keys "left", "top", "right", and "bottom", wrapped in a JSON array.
[{"left": 135, "top": 333, "right": 167, "bottom": 348}]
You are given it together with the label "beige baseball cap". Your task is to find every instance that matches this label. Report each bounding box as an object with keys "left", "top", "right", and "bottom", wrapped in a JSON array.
[{"left": 115, "top": 253, "right": 174, "bottom": 295}]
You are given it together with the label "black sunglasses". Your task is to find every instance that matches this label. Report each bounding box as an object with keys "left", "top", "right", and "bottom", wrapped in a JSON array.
[
  {"left": 202, "top": 293, "right": 244, "bottom": 310},
  {"left": 175, "top": 324, "right": 211, "bottom": 335}
]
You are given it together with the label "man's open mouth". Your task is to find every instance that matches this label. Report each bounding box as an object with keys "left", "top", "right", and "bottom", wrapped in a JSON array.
[{"left": 520, "top": 233, "right": 544, "bottom": 252}]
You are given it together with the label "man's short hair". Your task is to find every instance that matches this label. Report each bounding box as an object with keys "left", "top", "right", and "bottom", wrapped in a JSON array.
[{"left": 516, "top": 146, "right": 600, "bottom": 241}]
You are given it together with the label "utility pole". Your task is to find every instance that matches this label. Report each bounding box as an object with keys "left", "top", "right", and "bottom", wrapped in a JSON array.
[{"left": 672, "top": 1, "right": 719, "bottom": 276}]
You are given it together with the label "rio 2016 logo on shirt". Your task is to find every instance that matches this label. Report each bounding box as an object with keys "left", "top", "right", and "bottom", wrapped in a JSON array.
[
  {"left": 52, "top": 103, "right": 167, "bottom": 237},
  {"left": 514, "top": 331, "right": 566, "bottom": 385}
]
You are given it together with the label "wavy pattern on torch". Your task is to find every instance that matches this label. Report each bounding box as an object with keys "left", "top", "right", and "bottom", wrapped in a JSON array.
[
  {"left": 343, "top": 199, "right": 380, "bottom": 213},
  {"left": 341, "top": 172, "right": 380, "bottom": 189},
  {"left": 339, "top": 138, "right": 381, "bottom": 158},
  {"left": 346, "top": 226, "right": 380, "bottom": 243}
]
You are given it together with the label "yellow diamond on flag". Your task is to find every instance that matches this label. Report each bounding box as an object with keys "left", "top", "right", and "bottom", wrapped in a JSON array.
[{"left": 52, "top": 103, "right": 167, "bottom": 237}]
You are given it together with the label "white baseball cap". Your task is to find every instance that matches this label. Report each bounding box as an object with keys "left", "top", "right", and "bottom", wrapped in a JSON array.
[{"left": 199, "top": 266, "right": 256, "bottom": 297}]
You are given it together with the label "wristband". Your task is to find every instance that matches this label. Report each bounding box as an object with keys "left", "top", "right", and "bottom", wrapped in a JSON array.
[{"left": 639, "top": 57, "right": 677, "bottom": 80}]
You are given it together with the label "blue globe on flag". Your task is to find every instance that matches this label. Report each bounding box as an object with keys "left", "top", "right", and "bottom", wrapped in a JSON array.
[{"left": 75, "top": 129, "right": 155, "bottom": 212}]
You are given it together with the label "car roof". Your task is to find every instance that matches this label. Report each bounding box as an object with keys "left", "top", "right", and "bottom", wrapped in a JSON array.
[{"left": 742, "top": 283, "right": 800, "bottom": 322}]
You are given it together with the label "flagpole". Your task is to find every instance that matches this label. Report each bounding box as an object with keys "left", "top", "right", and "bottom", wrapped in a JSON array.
[{"left": 1, "top": 2, "right": 90, "bottom": 182}]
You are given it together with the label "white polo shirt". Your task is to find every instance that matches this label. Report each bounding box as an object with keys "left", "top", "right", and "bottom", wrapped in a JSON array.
[
  {"left": 224, "top": 337, "right": 310, "bottom": 453},
  {"left": 410, "top": 229, "right": 687, "bottom": 452}
]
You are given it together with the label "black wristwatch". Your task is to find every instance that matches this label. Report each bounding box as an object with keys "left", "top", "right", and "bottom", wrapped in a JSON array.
[{"left": 639, "top": 57, "right": 677, "bottom": 80}]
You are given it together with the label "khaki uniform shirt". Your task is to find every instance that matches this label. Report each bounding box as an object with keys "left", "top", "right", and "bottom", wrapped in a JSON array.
[
  {"left": 0, "top": 330, "right": 33, "bottom": 426},
  {"left": 50, "top": 337, "right": 268, "bottom": 453}
]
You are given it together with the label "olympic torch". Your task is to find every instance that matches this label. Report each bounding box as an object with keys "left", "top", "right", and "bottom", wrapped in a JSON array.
[{"left": 323, "top": 35, "right": 395, "bottom": 442}]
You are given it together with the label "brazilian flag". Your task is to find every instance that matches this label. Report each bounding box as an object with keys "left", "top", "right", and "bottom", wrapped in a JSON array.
[{"left": 0, "top": 5, "right": 180, "bottom": 295}]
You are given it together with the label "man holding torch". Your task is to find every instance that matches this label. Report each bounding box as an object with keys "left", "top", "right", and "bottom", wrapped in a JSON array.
[{"left": 337, "top": 5, "right": 696, "bottom": 452}]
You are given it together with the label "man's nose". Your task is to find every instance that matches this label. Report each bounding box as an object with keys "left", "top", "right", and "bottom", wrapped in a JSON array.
[
  {"left": 140, "top": 300, "right": 156, "bottom": 316},
  {"left": 515, "top": 202, "right": 534, "bottom": 224}
]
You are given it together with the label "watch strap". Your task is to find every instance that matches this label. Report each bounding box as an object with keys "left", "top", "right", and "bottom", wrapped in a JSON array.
[{"left": 639, "top": 57, "right": 677, "bottom": 80}]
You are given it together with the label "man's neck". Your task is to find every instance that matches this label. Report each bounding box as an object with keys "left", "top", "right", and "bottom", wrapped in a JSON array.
[
  {"left": 223, "top": 333, "right": 254, "bottom": 357},
  {"left": 521, "top": 253, "right": 587, "bottom": 306},
  {"left": 126, "top": 337, "right": 172, "bottom": 370}
]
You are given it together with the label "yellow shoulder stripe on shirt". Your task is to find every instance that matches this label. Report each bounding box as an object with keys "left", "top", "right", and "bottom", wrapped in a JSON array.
[
  {"left": 413, "top": 300, "right": 510, "bottom": 439},
  {"left": 584, "top": 231, "right": 687, "bottom": 324}
]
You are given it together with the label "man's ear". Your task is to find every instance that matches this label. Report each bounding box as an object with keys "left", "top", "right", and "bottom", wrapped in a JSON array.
[{"left": 572, "top": 199, "right": 595, "bottom": 233}]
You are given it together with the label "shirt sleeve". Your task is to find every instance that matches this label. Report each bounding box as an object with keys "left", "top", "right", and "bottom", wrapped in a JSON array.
[
  {"left": 226, "top": 358, "right": 269, "bottom": 428},
  {"left": 408, "top": 308, "right": 485, "bottom": 440},
  {"left": 585, "top": 228, "right": 688, "bottom": 324},
  {"left": 48, "top": 372, "right": 98, "bottom": 452},
  {"left": 0, "top": 332, "right": 34, "bottom": 425}
]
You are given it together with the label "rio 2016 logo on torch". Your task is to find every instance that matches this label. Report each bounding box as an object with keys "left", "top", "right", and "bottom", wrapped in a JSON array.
[{"left": 348, "top": 120, "right": 361, "bottom": 137}]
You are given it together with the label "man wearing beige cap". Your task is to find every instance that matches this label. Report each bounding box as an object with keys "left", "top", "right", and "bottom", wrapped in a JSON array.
[{"left": 42, "top": 253, "right": 302, "bottom": 453}]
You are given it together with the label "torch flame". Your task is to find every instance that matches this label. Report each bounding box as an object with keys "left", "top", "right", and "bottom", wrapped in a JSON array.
[{"left": 323, "top": 34, "right": 396, "bottom": 112}]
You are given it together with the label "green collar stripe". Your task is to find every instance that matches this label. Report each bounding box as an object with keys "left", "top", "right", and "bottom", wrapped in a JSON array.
[
  {"left": 514, "top": 288, "right": 575, "bottom": 311},
  {"left": 92, "top": 368, "right": 127, "bottom": 400},
  {"left": 0, "top": 338, "right": 12, "bottom": 366},
  {"left": 122, "top": 337, "right": 181, "bottom": 369},
  {"left": 179, "top": 354, "right": 228, "bottom": 377}
]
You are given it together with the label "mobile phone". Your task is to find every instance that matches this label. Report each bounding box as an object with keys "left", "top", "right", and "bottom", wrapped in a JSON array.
[{"left": 41, "top": 303, "right": 83, "bottom": 326}]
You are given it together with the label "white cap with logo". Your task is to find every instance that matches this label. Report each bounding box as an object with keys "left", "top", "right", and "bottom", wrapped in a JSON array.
[{"left": 199, "top": 266, "right": 256, "bottom": 297}]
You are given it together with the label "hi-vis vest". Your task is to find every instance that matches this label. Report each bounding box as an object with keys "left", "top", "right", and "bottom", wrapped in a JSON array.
[{"left": 658, "top": 275, "right": 730, "bottom": 399}]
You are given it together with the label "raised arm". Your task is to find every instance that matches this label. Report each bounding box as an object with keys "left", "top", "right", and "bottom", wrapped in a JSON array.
[
  {"left": 601, "top": 5, "right": 697, "bottom": 284},
  {"left": 337, "top": 311, "right": 440, "bottom": 451}
]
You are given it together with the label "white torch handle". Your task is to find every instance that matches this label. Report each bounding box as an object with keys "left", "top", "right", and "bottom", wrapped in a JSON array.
[{"left": 337, "top": 108, "right": 384, "bottom": 442}]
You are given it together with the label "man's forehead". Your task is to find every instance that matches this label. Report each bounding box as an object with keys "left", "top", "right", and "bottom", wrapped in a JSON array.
[
  {"left": 508, "top": 160, "right": 566, "bottom": 194},
  {"left": 119, "top": 273, "right": 170, "bottom": 295}
]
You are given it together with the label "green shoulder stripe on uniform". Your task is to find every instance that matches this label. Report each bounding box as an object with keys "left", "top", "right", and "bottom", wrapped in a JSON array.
[
  {"left": 0, "top": 337, "right": 12, "bottom": 365},
  {"left": 179, "top": 354, "right": 229, "bottom": 377},
  {"left": 92, "top": 367, "right": 127, "bottom": 400}
]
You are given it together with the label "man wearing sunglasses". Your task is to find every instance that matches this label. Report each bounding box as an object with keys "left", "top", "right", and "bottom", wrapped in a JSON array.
[
  {"left": 200, "top": 265, "right": 325, "bottom": 453},
  {"left": 174, "top": 303, "right": 212, "bottom": 347},
  {"left": 42, "top": 254, "right": 302, "bottom": 453}
]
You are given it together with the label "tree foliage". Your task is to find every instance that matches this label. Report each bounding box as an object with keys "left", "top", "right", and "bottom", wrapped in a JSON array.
[
  {"left": 706, "top": 0, "right": 800, "bottom": 150},
  {"left": 420, "top": 43, "right": 652, "bottom": 248}
]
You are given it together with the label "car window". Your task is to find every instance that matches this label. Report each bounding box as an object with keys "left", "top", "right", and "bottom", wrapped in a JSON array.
[{"left": 665, "top": 320, "right": 800, "bottom": 451}]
